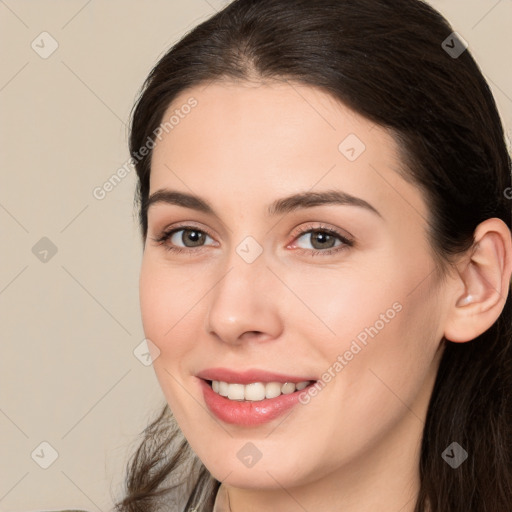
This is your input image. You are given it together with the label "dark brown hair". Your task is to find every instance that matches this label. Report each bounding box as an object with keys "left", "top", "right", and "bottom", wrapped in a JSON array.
[{"left": 113, "top": 0, "right": 512, "bottom": 510}]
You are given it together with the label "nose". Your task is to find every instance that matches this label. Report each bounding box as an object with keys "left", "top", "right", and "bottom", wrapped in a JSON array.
[{"left": 204, "top": 252, "right": 283, "bottom": 346}]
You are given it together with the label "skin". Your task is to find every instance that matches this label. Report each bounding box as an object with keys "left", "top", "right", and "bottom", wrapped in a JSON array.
[{"left": 139, "top": 80, "right": 512, "bottom": 512}]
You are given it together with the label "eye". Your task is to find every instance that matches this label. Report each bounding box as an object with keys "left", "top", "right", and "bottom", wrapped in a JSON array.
[
  {"left": 290, "top": 223, "right": 354, "bottom": 256},
  {"left": 150, "top": 222, "right": 354, "bottom": 257},
  {"left": 151, "top": 225, "right": 217, "bottom": 254},
  {"left": 168, "top": 228, "right": 213, "bottom": 248}
]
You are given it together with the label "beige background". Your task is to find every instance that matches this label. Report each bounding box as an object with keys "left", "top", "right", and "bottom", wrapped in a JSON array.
[{"left": 0, "top": 1, "right": 510, "bottom": 510}]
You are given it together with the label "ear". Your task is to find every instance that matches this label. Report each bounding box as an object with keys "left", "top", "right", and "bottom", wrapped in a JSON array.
[{"left": 443, "top": 218, "right": 512, "bottom": 343}]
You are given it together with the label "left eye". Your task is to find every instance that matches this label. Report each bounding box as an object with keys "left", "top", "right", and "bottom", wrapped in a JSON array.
[{"left": 294, "top": 229, "right": 346, "bottom": 251}]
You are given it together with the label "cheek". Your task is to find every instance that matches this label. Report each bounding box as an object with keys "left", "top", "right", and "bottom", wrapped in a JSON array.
[
  {"left": 139, "top": 256, "right": 198, "bottom": 349},
  {"left": 294, "top": 259, "right": 442, "bottom": 415},
  {"left": 139, "top": 261, "right": 169, "bottom": 344},
  {"left": 285, "top": 263, "right": 402, "bottom": 354},
  {"left": 139, "top": 257, "right": 200, "bottom": 413}
]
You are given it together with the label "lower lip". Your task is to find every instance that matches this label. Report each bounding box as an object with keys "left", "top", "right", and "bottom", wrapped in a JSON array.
[{"left": 199, "top": 379, "right": 314, "bottom": 426}]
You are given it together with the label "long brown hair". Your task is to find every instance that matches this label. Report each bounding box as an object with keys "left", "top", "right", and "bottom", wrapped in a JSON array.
[{"left": 113, "top": 1, "right": 512, "bottom": 510}]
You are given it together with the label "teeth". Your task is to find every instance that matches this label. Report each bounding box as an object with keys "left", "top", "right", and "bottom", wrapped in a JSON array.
[
  {"left": 281, "top": 382, "right": 296, "bottom": 394},
  {"left": 218, "top": 381, "right": 229, "bottom": 397},
  {"left": 210, "top": 380, "right": 311, "bottom": 401},
  {"left": 245, "top": 382, "right": 266, "bottom": 401},
  {"left": 265, "top": 382, "right": 282, "bottom": 399},
  {"left": 227, "top": 383, "right": 245, "bottom": 400}
]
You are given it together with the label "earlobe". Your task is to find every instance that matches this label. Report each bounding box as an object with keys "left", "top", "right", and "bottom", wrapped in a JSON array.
[{"left": 443, "top": 218, "right": 512, "bottom": 343}]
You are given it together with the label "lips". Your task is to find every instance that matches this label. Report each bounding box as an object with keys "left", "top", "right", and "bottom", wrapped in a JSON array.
[{"left": 196, "top": 367, "right": 318, "bottom": 425}]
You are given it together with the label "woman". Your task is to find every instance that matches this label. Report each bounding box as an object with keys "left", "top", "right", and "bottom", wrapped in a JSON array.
[{"left": 113, "top": 0, "right": 512, "bottom": 510}]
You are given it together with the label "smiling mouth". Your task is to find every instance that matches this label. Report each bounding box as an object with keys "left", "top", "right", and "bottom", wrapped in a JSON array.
[{"left": 205, "top": 379, "right": 315, "bottom": 401}]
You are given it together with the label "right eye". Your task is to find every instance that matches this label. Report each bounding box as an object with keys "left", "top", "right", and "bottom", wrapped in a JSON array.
[{"left": 151, "top": 225, "right": 217, "bottom": 254}]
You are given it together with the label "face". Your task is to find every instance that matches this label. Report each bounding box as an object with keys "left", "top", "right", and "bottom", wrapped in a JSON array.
[{"left": 140, "top": 80, "right": 449, "bottom": 490}]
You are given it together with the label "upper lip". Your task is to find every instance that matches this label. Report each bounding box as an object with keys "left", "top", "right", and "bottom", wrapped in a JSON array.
[{"left": 197, "top": 367, "right": 317, "bottom": 384}]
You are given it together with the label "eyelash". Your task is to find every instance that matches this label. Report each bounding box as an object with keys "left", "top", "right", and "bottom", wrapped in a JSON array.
[{"left": 150, "top": 222, "right": 354, "bottom": 257}]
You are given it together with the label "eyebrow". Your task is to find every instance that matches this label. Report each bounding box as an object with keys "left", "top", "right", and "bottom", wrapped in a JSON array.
[{"left": 145, "top": 189, "right": 382, "bottom": 219}]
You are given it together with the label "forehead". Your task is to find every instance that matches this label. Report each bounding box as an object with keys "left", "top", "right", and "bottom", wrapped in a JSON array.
[
  {"left": 148, "top": 80, "right": 428, "bottom": 225},
  {"left": 153, "top": 80, "right": 379, "bottom": 165}
]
